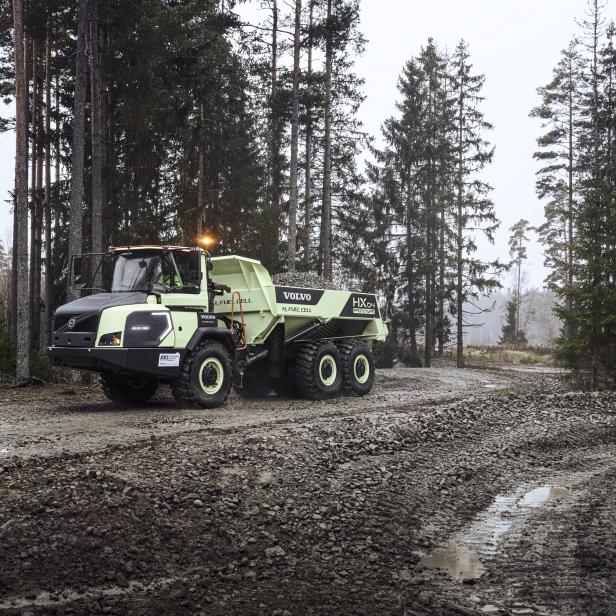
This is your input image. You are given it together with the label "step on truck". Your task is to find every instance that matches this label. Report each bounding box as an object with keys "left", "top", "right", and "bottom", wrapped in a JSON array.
[{"left": 47, "top": 246, "right": 388, "bottom": 408}]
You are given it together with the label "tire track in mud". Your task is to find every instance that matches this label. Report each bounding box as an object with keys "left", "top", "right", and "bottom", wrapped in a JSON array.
[
  {"left": 6, "top": 371, "right": 616, "bottom": 616},
  {"left": 474, "top": 462, "right": 616, "bottom": 616},
  {"left": 0, "top": 367, "right": 519, "bottom": 461}
]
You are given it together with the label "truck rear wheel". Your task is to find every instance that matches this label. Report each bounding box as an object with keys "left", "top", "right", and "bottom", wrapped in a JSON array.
[
  {"left": 100, "top": 373, "right": 158, "bottom": 404},
  {"left": 292, "top": 341, "right": 342, "bottom": 400},
  {"left": 173, "top": 340, "right": 232, "bottom": 408},
  {"left": 339, "top": 341, "right": 375, "bottom": 395}
]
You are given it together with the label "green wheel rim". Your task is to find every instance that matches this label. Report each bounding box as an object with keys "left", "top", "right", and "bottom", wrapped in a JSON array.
[
  {"left": 319, "top": 354, "right": 337, "bottom": 387},
  {"left": 353, "top": 354, "right": 370, "bottom": 384},
  {"left": 198, "top": 357, "right": 224, "bottom": 395}
]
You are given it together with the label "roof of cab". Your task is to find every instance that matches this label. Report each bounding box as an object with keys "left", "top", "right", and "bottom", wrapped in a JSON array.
[{"left": 108, "top": 245, "right": 201, "bottom": 252}]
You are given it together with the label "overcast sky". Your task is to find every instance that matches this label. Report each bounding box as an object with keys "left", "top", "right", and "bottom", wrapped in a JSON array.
[{"left": 0, "top": 0, "right": 610, "bottom": 288}]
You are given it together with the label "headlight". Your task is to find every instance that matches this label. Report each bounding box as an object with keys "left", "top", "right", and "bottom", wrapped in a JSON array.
[{"left": 99, "top": 332, "right": 122, "bottom": 346}]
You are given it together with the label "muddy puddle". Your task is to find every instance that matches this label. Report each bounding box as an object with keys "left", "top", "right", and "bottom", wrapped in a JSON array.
[
  {"left": 0, "top": 575, "right": 198, "bottom": 610},
  {"left": 420, "top": 483, "right": 573, "bottom": 581}
]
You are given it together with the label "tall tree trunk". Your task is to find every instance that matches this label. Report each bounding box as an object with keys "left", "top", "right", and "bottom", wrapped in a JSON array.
[
  {"left": 265, "top": 0, "right": 280, "bottom": 271},
  {"left": 424, "top": 222, "right": 432, "bottom": 368},
  {"left": 566, "top": 51, "right": 574, "bottom": 341},
  {"left": 437, "top": 197, "right": 445, "bottom": 358},
  {"left": 589, "top": 0, "right": 600, "bottom": 389},
  {"left": 90, "top": 0, "right": 103, "bottom": 289},
  {"left": 515, "top": 243, "right": 522, "bottom": 344},
  {"left": 34, "top": 51, "right": 44, "bottom": 350},
  {"left": 43, "top": 18, "right": 52, "bottom": 347},
  {"left": 286, "top": 0, "right": 301, "bottom": 272},
  {"left": 11, "top": 188, "right": 17, "bottom": 340},
  {"left": 29, "top": 38, "right": 38, "bottom": 350},
  {"left": 302, "top": 0, "right": 314, "bottom": 269},
  {"left": 456, "top": 80, "right": 465, "bottom": 368},
  {"left": 424, "top": 157, "right": 433, "bottom": 368},
  {"left": 320, "top": 0, "right": 333, "bottom": 280},
  {"left": 406, "top": 181, "right": 419, "bottom": 365},
  {"left": 197, "top": 100, "right": 205, "bottom": 236},
  {"left": 68, "top": 0, "right": 89, "bottom": 300},
  {"left": 54, "top": 71, "right": 60, "bottom": 243},
  {"left": 13, "top": 0, "right": 30, "bottom": 383}
]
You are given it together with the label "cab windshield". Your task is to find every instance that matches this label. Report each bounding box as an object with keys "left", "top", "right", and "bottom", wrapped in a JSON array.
[{"left": 111, "top": 250, "right": 201, "bottom": 294}]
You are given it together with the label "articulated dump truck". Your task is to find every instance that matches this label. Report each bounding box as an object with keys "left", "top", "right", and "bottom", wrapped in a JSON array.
[{"left": 47, "top": 246, "right": 388, "bottom": 408}]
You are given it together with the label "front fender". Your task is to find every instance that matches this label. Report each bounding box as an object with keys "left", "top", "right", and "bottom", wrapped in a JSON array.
[{"left": 186, "top": 327, "right": 237, "bottom": 352}]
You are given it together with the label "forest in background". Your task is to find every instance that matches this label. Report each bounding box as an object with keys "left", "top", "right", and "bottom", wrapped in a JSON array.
[{"left": 1, "top": 0, "right": 616, "bottom": 388}]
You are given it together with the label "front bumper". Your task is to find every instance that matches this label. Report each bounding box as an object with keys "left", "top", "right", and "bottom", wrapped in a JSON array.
[{"left": 47, "top": 346, "right": 185, "bottom": 379}]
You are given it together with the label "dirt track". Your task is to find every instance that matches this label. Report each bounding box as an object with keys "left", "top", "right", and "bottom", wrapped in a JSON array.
[{"left": 1, "top": 365, "right": 615, "bottom": 615}]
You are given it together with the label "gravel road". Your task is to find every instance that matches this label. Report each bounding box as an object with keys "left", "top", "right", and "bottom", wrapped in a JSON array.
[{"left": 1, "top": 364, "right": 615, "bottom": 616}]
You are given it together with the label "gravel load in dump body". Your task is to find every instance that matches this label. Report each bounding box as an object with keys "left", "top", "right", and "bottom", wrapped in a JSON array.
[{"left": 271, "top": 271, "right": 358, "bottom": 291}]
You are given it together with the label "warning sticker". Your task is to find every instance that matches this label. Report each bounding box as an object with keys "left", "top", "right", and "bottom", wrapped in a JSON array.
[{"left": 158, "top": 352, "right": 181, "bottom": 368}]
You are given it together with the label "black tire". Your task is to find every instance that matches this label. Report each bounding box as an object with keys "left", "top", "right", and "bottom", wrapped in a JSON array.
[
  {"left": 100, "top": 373, "right": 158, "bottom": 404},
  {"left": 236, "top": 374, "right": 272, "bottom": 398},
  {"left": 338, "top": 341, "right": 375, "bottom": 395},
  {"left": 172, "top": 339, "right": 232, "bottom": 409},
  {"left": 291, "top": 341, "right": 342, "bottom": 400}
]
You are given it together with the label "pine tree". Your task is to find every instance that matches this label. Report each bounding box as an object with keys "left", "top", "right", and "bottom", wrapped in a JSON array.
[
  {"left": 43, "top": 14, "right": 53, "bottom": 346},
  {"left": 319, "top": 0, "right": 333, "bottom": 280},
  {"left": 302, "top": 0, "right": 315, "bottom": 269},
  {"left": 286, "top": 0, "right": 301, "bottom": 271},
  {"left": 12, "top": 0, "right": 29, "bottom": 382},
  {"left": 89, "top": 0, "right": 103, "bottom": 289},
  {"left": 67, "top": 0, "right": 88, "bottom": 301}
]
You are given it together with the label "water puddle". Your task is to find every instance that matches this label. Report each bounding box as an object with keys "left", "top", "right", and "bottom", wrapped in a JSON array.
[
  {"left": 519, "top": 485, "right": 571, "bottom": 508},
  {"left": 420, "top": 483, "right": 572, "bottom": 581}
]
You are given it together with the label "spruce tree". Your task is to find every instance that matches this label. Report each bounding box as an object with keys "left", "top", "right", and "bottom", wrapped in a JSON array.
[
  {"left": 508, "top": 219, "right": 530, "bottom": 347},
  {"left": 531, "top": 40, "right": 582, "bottom": 341},
  {"left": 450, "top": 40, "right": 500, "bottom": 368},
  {"left": 416, "top": 39, "right": 452, "bottom": 367},
  {"left": 555, "top": 0, "right": 616, "bottom": 387},
  {"left": 500, "top": 297, "right": 528, "bottom": 347}
]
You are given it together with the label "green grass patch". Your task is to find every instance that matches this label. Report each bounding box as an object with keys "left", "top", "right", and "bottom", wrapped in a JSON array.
[{"left": 445, "top": 344, "right": 558, "bottom": 367}]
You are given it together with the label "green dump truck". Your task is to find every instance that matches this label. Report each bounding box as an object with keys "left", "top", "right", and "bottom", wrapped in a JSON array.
[{"left": 47, "top": 245, "right": 388, "bottom": 408}]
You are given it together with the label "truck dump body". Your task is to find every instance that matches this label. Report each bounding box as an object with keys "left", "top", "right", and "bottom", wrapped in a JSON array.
[{"left": 208, "top": 255, "right": 387, "bottom": 345}]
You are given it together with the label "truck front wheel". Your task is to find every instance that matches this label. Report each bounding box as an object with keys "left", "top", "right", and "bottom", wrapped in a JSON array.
[
  {"left": 173, "top": 340, "right": 232, "bottom": 408},
  {"left": 292, "top": 341, "right": 342, "bottom": 400},
  {"left": 339, "top": 341, "right": 375, "bottom": 395},
  {"left": 100, "top": 373, "right": 158, "bottom": 404}
]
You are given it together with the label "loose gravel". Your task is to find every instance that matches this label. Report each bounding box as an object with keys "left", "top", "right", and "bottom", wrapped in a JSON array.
[
  {"left": 1, "top": 367, "right": 615, "bottom": 615},
  {"left": 271, "top": 271, "right": 351, "bottom": 291}
]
